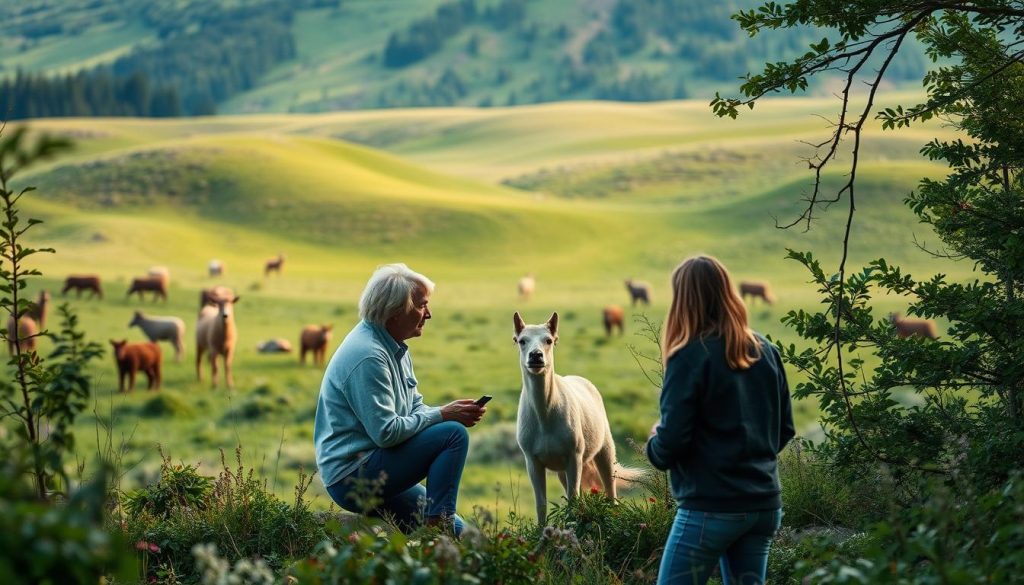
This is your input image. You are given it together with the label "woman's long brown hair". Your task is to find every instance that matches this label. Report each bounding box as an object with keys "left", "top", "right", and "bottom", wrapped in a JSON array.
[{"left": 661, "top": 255, "right": 761, "bottom": 369}]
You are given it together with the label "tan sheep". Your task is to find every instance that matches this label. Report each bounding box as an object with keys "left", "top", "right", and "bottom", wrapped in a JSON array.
[{"left": 196, "top": 294, "right": 240, "bottom": 389}]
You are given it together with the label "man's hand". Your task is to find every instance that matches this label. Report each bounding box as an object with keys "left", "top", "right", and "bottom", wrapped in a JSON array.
[
  {"left": 649, "top": 421, "right": 659, "bottom": 438},
  {"left": 441, "top": 399, "right": 486, "bottom": 427}
]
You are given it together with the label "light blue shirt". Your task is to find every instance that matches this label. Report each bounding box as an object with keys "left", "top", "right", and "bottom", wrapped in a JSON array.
[{"left": 314, "top": 320, "right": 442, "bottom": 488}]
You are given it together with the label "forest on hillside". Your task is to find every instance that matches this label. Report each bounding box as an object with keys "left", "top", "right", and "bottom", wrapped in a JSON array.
[{"left": 0, "top": 0, "right": 928, "bottom": 117}]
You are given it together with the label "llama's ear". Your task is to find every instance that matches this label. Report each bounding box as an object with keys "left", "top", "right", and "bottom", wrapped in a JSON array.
[
  {"left": 546, "top": 312, "right": 559, "bottom": 336},
  {"left": 513, "top": 311, "right": 526, "bottom": 336},
  {"left": 232, "top": 296, "right": 241, "bottom": 303}
]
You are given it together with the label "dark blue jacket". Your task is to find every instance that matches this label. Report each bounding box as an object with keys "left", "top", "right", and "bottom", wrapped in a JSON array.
[{"left": 646, "top": 334, "right": 795, "bottom": 511}]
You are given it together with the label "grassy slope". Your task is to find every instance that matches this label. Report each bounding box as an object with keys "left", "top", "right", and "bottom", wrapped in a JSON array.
[{"left": 8, "top": 96, "right": 969, "bottom": 517}]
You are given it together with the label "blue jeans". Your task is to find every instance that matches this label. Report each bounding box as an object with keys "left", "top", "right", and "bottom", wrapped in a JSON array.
[
  {"left": 657, "top": 507, "right": 782, "bottom": 585},
  {"left": 326, "top": 421, "right": 468, "bottom": 536}
]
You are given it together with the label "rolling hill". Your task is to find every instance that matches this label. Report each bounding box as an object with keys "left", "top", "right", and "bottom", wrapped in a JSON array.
[{"left": 5, "top": 96, "right": 967, "bottom": 514}]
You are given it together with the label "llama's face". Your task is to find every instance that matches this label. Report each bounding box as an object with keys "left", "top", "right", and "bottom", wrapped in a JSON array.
[{"left": 513, "top": 312, "right": 559, "bottom": 374}]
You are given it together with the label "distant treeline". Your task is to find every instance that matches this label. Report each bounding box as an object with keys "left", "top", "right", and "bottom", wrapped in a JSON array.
[
  {"left": 110, "top": 3, "right": 297, "bottom": 115},
  {"left": 383, "top": 0, "right": 526, "bottom": 67},
  {"left": 372, "top": 0, "right": 922, "bottom": 108},
  {"left": 2, "top": 0, "right": 303, "bottom": 118},
  {"left": 0, "top": 70, "right": 181, "bottom": 119}
]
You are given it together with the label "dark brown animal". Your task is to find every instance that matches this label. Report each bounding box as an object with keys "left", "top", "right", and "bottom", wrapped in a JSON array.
[
  {"left": 6, "top": 290, "right": 49, "bottom": 355},
  {"left": 62, "top": 275, "right": 103, "bottom": 299},
  {"left": 110, "top": 339, "right": 162, "bottom": 392},
  {"left": 300, "top": 324, "right": 333, "bottom": 366},
  {"left": 196, "top": 294, "right": 240, "bottom": 389},
  {"left": 127, "top": 276, "right": 167, "bottom": 302},
  {"left": 890, "top": 313, "right": 939, "bottom": 339},
  {"left": 624, "top": 279, "right": 650, "bottom": 306},
  {"left": 264, "top": 253, "right": 285, "bottom": 276},
  {"left": 739, "top": 281, "right": 776, "bottom": 305},
  {"left": 602, "top": 305, "right": 625, "bottom": 336}
]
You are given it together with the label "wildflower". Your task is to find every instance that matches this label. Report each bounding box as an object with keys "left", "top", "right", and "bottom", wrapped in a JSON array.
[
  {"left": 638, "top": 523, "right": 647, "bottom": 530},
  {"left": 135, "top": 540, "right": 150, "bottom": 551},
  {"left": 148, "top": 543, "right": 161, "bottom": 553},
  {"left": 590, "top": 486, "right": 599, "bottom": 494},
  {"left": 347, "top": 532, "right": 360, "bottom": 544},
  {"left": 649, "top": 497, "right": 657, "bottom": 503}
]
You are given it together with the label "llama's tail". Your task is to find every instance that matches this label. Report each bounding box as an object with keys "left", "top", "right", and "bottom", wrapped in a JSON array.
[{"left": 612, "top": 464, "right": 647, "bottom": 490}]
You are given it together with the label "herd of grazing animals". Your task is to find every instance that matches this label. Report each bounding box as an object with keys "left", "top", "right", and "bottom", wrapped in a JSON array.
[
  {"left": 9, "top": 261, "right": 942, "bottom": 395},
  {"left": 3, "top": 254, "right": 361, "bottom": 394}
]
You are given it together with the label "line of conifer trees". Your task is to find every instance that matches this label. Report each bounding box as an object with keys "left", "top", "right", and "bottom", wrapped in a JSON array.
[{"left": 0, "top": 70, "right": 181, "bottom": 120}]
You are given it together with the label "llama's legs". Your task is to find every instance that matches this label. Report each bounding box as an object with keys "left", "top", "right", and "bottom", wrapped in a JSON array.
[
  {"left": 596, "top": 443, "right": 617, "bottom": 500},
  {"left": 525, "top": 456, "right": 548, "bottom": 526}
]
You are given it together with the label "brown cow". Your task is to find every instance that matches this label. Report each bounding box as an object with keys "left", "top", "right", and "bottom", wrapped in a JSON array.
[
  {"left": 739, "top": 281, "right": 776, "bottom": 305},
  {"left": 127, "top": 276, "right": 167, "bottom": 302},
  {"left": 624, "top": 279, "right": 651, "bottom": 306},
  {"left": 602, "top": 305, "right": 625, "bottom": 336},
  {"left": 6, "top": 290, "right": 49, "bottom": 355},
  {"left": 110, "top": 339, "right": 162, "bottom": 392},
  {"left": 264, "top": 253, "right": 286, "bottom": 276},
  {"left": 890, "top": 313, "right": 939, "bottom": 339},
  {"left": 62, "top": 275, "right": 103, "bottom": 299},
  {"left": 299, "top": 324, "right": 333, "bottom": 366}
]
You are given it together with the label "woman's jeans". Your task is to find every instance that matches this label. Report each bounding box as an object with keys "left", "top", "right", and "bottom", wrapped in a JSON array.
[
  {"left": 657, "top": 507, "right": 782, "bottom": 585},
  {"left": 326, "top": 421, "right": 468, "bottom": 536}
]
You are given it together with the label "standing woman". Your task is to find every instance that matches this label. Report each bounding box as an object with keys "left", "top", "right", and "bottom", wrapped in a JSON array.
[{"left": 647, "top": 255, "right": 795, "bottom": 585}]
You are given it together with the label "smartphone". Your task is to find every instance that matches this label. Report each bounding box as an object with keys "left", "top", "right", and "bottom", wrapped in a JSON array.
[{"left": 474, "top": 394, "right": 493, "bottom": 406}]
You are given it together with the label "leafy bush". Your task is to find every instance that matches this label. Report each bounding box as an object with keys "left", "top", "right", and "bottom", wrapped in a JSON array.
[
  {"left": 123, "top": 454, "right": 214, "bottom": 518},
  {"left": 802, "top": 473, "right": 1024, "bottom": 583},
  {"left": 0, "top": 457, "right": 136, "bottom": 584},
  {"left": 121, "top": 446, "right": 327, "bottom": 583},
  {"left": 778, "top": 442, "right": 885, "bottom": 530}
]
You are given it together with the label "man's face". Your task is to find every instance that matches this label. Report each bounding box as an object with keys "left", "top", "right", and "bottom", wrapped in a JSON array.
[{"left": 386, "top": 287, "right": 431, "bottom": 342}]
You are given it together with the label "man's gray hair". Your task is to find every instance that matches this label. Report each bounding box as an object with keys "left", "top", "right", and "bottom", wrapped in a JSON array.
[{"left": 359, "top": 263, "right": 435, "bottom": 326}]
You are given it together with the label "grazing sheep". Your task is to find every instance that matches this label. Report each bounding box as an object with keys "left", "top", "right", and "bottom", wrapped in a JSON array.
[
  {"left": 127, "top": 276, "right": 168, "bottom": 302},
  {"left": 518, "top": 273, "right": 536, "bottom": 300},
  {"left": 110, "top": 339, "right": 162, "bottom": 392},
  {"left": 299, "top": 324, "right": 333, "bottom": 366},
  {"left": 264, "top": 253, "right": 285, "bottom": 276},
  {"left": 208, "top": 259, "right": 224, "bottom": 277},
  {"left": 62, "top": 274, "right": 103, "bottom": 299},
  {"left": 199, "top": 286, "right": 235, "bottom": 313},
  {"left": 624, "top": 279, "right": 651, "bottom": 306},
  {"left": 739, "top": 280, "right": 776, "bottom": 305},
  {"left": 256, "top": 338, "right": 292, "bottom": 353},
  {"left": 602, "top": 305, "right": 625, "bottom": 336},
  {"left": 890, "top": 313, "right": 939, "bottom": 339},
  {"left": 129, "top": 310, "right": 186, "bottom": 362},
  {"left": 195, "top": 294, "right": 240, "bottom": 389},
  {"left": 6, "top": 290, "right": 49, "bottom": 355}
]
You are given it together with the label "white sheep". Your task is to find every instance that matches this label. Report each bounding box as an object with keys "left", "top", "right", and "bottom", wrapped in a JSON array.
[{"left": 129, "top": 310, "right": 186, "bottom": 362}]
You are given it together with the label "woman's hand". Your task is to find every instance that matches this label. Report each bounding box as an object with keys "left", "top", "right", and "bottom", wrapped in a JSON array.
[{"left": 441, "top": 399, "right": 486, "bottom": 427}]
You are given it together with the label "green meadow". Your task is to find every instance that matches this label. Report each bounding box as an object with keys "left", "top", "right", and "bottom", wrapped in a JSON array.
[{"left": 9, "top": 95, "right": 969, "bottom": 518}]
